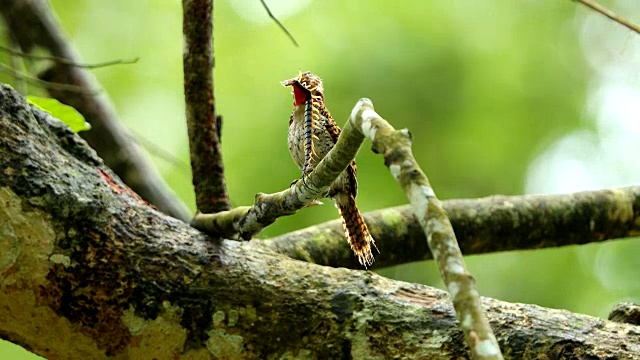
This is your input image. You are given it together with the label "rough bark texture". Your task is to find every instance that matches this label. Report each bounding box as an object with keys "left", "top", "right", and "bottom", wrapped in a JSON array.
[
  {"left": 183, "top": 0, "right": 231, "bottom": 214},
  {"left": 1, "top": 85, "right": 639, "bottom": 359}
]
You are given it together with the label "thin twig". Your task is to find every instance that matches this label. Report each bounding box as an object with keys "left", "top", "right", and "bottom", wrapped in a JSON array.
[
  {"left": 0, "top": 62, "right": 99, "bottom": 94},
  {"left": 129, "top": 132, "right": 191, "bottom": 170},
  {"left": 574, "top": 0, "right": 640, "bottom": 34},
  {"left": 182, "top": 0, "right": 231, "bottom": 214},
  {"left": 259, "top": 0, "right": 299, "bottom": 47},
  {"left": 0, "top": 45, "right": 140, "bottom": 68},
  {"left": 5, "top": 34, "right": 27, "bottom": 94}
]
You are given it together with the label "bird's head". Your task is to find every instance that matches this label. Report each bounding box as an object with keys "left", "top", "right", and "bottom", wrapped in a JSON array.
[{"left": 281, "top": 71, "right": 324, "bottom": 106}]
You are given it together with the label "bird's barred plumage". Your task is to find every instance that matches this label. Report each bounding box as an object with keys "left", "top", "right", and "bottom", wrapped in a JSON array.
[
  {"left": 302, "top": 96, "right": 318, "bottom": 174},
  {"left": 282, "top": 71, "right": 377, "bottom": 267}
]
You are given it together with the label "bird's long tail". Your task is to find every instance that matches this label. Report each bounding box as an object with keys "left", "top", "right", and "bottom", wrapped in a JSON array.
[{"left": 335, "top": 192, "right": 377, "bottom": 267}]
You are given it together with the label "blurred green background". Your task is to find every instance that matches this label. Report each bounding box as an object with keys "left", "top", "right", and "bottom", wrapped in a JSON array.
[{"left": 1, "top": 0, "right": 639, "bottom": 358}]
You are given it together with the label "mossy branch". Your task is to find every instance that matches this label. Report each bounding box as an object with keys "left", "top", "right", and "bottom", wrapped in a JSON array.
[
  {"left": 349, "top": 99, "right": 502, "bottom": 359},
  {"left": 194, "top": 97, "right": 504, "bottom": 358},
  {"left": 191, "top": 109, "right": 367, "bottom": 240},
  {"left": 263, "top": 187, "right": 640, "bottom": 269},
  {"left": 1, "top": 84, "right": 639, "bottom": 359}
]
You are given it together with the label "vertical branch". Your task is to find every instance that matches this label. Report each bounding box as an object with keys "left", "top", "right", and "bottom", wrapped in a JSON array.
[{"left": 182, "top": 0, "right": 231, "bottom": 214}]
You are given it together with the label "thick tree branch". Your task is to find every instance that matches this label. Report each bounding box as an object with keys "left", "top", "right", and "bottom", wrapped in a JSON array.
[
  {"left": 0, "top": 84, "right": 638, "bottom": 359},
  {"left": 0, "top": 0, "right": 191, "bottom": 221},
  {"left": 182, "top": 0, "right": 231, "bottom": 213},
  {"left": 264, "top": 187, "right": 640, "bottom": 268}
]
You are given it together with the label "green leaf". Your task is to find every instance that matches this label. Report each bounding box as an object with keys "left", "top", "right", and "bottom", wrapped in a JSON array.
[{"left": 27, "top": 96, "right": 91, "bottom": 132}]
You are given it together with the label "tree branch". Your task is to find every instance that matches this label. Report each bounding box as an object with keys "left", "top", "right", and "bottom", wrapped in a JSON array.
[
  {"left": 349, "top": 99, "right": 501, "bottom": 358},
  {"left": 191, "top": 105, "right": 367, "bottom": 239},
  {"left": 0, "top": 0, "right": 191, "bottom": 221},
  {"left": 574, "top": 0, "right": 640, "bottom": 34},
  {"left": 264, "top": 187, "right": 640, "bottom": 268},
  {"left": 182, "top": 0, "right": 231, "bottom": 213},
  {"left": 0, "top": 44, "right": 139, "bottom": 68},
  {"left": 259, "top": 0, "right": 299, "bottom": 46},
  {"left": 0, "top": 84, "right": 638, "bottom": 359},
  {"left": 193, "top": 96, "right": 503, "bottom": 357}
]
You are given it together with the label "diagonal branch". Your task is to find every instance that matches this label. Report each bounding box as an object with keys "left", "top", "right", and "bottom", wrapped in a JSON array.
[
  {"left": 349, "top": 99, "right": 502, "bottom": 359},
  {"left": 574, "top": 0, "right": 640, "bottom": 34},
  {"left": 264, "top": 186, "right": 640, "bottom": 269},
  {"left": 182, "top": 0, "right": 231, "bottom": 214},
  {"left": 0, "top": 0, "right": 192, "bottom": 221},
  {"left": 0, "top": 44, "right": 139, "bottom": 68},
  {"left": 259, "top": 0, "right": 299, "bottom": 46},
  {"left": 190, "top": 107, "right": 366, "bottom": 239}
]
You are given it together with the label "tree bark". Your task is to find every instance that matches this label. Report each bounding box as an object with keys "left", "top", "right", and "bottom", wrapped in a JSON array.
[{"left": 1, "top": 85, "right": 638, "bottom": 359}]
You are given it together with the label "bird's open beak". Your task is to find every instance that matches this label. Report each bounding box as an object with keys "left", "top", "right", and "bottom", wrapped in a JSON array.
[
  {"left": 280, "top": 79, "right": 297, "bottom": 87},
  {"left": 281, "top": 70, "right": 304, "bottom": 87}
]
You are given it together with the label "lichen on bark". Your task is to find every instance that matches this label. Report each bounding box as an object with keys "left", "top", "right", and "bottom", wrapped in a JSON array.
[{"left": 1, "top": 85, "right": 639, "bottom": 359}]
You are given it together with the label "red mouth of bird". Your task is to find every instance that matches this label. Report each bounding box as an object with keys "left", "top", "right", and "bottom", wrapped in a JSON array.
[{"left": 282, "top": 79, "right": 311, "bottom": 106}]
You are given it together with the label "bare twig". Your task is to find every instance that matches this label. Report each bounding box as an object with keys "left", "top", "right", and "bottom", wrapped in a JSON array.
[
  {"left": 574, "top": 0, "right": 640, "bottom": 34},
  {"left": 259, "top": 0, "right": 299, "bottom": 47},
  {"left": 264, "top": 187, "right": 640, "bottom": 269},
  {"left": 4, "top": 32, "right": 26, "bottom": 94},
  {"left": 182, "top": 0, "right": 231, "bottom": 214},
  {"left": 0, "top": 0, "right": 192, "bottom": 221},
  {"left": 0, "top": 45, "right": 139, "bottom": 68},
  {"left": 0, "top": 62, "right": 98, "bottom": 94}
]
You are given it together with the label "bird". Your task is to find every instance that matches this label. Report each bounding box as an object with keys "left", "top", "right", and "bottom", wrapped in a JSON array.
[{"left": 281, "top": 71, "right": 377, "bottom": 267}]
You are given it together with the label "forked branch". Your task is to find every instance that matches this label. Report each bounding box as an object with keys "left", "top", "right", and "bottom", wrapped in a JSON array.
[
  {"left": 190, "top": 107, "right": 366, "bottom": 239},
  {"left": 192, "top": 97, "right": 503, "bottom": 358}
]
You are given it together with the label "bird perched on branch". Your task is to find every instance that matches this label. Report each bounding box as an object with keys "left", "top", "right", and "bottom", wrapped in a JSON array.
[{"left": 282, "top": 71, "right": 377, "bottom": 267}]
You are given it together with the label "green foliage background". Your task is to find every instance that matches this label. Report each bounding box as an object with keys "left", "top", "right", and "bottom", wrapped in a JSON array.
[{"left": 1, "top": 0, "right": 638, "bottom": 358}]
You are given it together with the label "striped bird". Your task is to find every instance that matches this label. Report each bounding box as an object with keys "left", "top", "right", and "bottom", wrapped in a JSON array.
[{"left": 281, "top": 71, "right": 377, "bottom": 267}]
